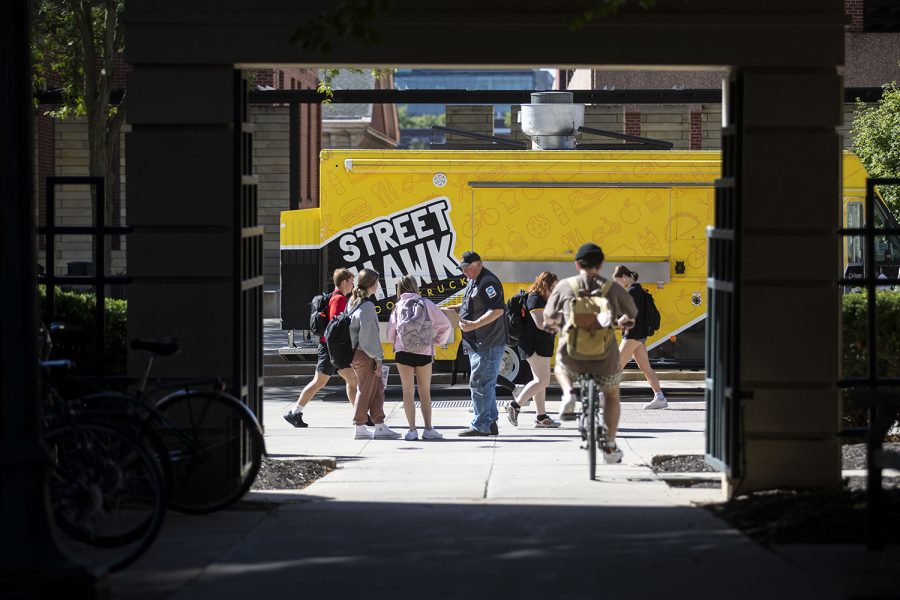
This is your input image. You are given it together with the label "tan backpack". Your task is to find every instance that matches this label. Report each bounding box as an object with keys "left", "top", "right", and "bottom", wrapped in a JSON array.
[{"left": 563, "top": 276, "right": 616, "bottom": 361}]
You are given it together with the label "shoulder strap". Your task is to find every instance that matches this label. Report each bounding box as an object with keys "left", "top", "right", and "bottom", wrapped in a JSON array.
[
  {"left": 567, "top": 277, "right": 582, "bottom": 296},
  {"left": 599, "top": 278, "right": 613, "bottom": 297},
  {"left": 347, "top": 297, "right": 369, "bottom": 316}
]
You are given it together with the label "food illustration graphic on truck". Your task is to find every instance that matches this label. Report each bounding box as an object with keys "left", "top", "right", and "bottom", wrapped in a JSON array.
[{"left": 280, "top": 146, "right": 890, "bottom": 381}]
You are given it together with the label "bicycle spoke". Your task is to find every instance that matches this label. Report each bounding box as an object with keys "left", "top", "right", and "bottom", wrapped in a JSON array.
[
  {"left": 156, "top": 393, "right": 262, "bottom": 514},
  {"left": 45, "top": 421, "right": 166, "bottom": 571}
]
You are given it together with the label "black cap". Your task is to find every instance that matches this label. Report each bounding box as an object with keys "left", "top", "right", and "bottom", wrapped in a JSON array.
[
  {"left": 459, "top": 251, "right": 482, "bottom": 267},
  {"left": 575, "top": 242, "right": 605, "bottom": 262}
]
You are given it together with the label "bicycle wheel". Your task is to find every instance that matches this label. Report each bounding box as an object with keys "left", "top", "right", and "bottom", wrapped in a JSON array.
[
  {"left": 45, "top": 420, "right": 167, "bottom": 573},
  {"left": 74, "top": 391, "right": 175, "bottom": 499},
  {"left": 153, "top": 391, "right": 263, "bottom": 514},
  {"left": 586, "top": 378, "right": 597, "bottom": 480}
]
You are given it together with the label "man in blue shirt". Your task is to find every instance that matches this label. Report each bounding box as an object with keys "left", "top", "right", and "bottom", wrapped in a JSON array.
[{"left": 457, "top": 251, "right": 507, "bottom": 436}]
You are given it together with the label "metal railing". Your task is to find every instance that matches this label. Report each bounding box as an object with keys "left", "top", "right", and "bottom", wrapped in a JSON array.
[
  {"left": 705, "top": 72, "right": 744, "bottom": 478},
  {"left": 37, "top": 176, "right": 132, "bottom": 376},
  {"left": 836, "top": 177, "right": 900, "bottom": 551}
]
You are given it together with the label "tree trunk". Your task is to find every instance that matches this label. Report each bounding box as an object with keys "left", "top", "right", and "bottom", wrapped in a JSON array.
[{"left": 87, "top": 112, "right": 113, "bottom": 277}]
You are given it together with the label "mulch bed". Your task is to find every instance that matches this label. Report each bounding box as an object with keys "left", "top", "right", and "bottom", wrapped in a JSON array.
[
  {"left": 651, "top": 454, "right": 717, "bottom": 474},
  {"left": 701, "top": 443, "right": 900, "bottom": 544},
  {"left": 251, "top": 457, "right": 333, "bottom": 491},
  {"left": 707, "top": 487, "right": 900, "bottom": 544}
]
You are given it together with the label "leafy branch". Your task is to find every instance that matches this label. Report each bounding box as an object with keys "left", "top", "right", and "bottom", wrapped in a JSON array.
[
  {"left": 852, "top": 79, "right": 900, "bottom": 218},
  {"left": 317, "top": 67, "right": 394, "bottom": 105},
  {"left": 570, "top": 0, "right": 656, "bottom": 31},
  {"left": 290, "top": 0, "right": 391, "bottom": 54}
]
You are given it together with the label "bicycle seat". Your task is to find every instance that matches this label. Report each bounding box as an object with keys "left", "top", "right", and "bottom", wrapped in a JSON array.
[
  {"left": 40, "top": 359, "right": 74, "bottom": 371},
  {"left": 130, "top": 337, "right": 179, "bottom": 356},
  {"left": 49, "top": 321, "right": 83, "bottom": 334}
]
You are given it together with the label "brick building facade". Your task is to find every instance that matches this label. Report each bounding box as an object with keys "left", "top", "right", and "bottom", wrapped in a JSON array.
[{"left": 34, "top": 67, "right": 322, "bottom": 303}]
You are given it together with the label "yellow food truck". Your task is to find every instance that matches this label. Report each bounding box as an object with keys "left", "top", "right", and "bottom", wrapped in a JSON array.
[{"left": 280, "top": 141, "right": 884, "bottom": 382}]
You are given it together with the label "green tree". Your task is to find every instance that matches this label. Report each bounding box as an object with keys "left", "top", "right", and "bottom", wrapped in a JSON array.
[
  {"left": 397, "top": 106, "right": 445, "bottom": 129},
  {"left": 852, "top": 81, "right": 900, "bottom": 218},
  {"left": 32, "top": 0, "right": 125, "bottom": 268}
]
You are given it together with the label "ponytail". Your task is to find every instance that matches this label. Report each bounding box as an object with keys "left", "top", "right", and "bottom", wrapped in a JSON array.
[
  {"left": 348, "top": 268, "right": 380, "bottom": 311},
  {"left": 613, "top": 265, "right": 638, "bottom": 281}
]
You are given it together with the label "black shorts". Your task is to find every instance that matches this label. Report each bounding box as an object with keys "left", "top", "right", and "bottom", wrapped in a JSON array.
[
  {"left": 520, "top": 337, "right": 554, "bottom": 358},
  {"left": 394, "top": 351, "right": 433, "bottom": 368},
  {"left": 316, "top": 342, "right": 337, "bottom": 376}
]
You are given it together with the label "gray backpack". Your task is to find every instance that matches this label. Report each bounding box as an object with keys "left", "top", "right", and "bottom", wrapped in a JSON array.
[{"left": 396, "top": 297, "right": 433, "bottom": 354}]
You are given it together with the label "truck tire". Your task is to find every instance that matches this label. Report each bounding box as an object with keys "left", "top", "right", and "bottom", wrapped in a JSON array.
[{"left": 499, "top": 345, "right": 533, "bottom": 384}]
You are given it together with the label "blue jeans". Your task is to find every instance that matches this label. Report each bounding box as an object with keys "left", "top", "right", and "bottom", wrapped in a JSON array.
[{"left": 469, "top": 345, "right": 504, "bottom": 432}]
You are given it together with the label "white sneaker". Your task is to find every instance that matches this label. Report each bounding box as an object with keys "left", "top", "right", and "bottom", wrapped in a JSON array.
[
  {"left": 558, "top": 393, "right": 577, "bottom": 421},
  {"left": 422, "top": 427, "right": 443, "bottom": 440},
  {"left": 644, "top": 396, "right": 668, "bottom": 410},
  {"left": 602, "top": 443, "right": 624, "bottom": 464},
  {"left": 374, "top": 424, "right": 401, "bottom": 439},
  {"left": 354, "top": 425, "right": 373, "bottom": 440},
  {"left": 534, "top": 416, "right": 561, "bottom": 428},
  {"left": 404, "top": 429, "right": 419, "bottom": 441}
]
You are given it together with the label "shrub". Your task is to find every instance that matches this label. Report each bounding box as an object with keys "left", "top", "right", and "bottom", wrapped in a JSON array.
[
  {"left": 38, "top": 286, "right": 127, "bottom": 374},
  {"left": 842, "top": 290, "right": 900, "bottom": 428}
]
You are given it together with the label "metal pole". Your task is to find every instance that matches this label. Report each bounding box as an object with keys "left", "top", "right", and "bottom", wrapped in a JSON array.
[
  {"left": 289, "top": 100, "right": 299, "bottom": 211},
  {"left": 95, "top": 179, "right": 106, "bottom": 375},
  {"left": 46, "top": 179, "right": 56, "bottom": 323},
  {"left": 0, "top": 1, "right": 104, "bottom": 596},
  {"left": 864, "top": 180, "right": 883, "bottom": 551}
]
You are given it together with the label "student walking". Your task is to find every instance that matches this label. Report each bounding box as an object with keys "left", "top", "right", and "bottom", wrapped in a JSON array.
[
  {"left": 506, "top": 271, "right": 561, "bottom": 428},
  {"left": 283, "top": 268, "right": 359, "bottom": 428},
  {"left": 457, "top": 251, "right": 507, "bottom": 437},
  {"left": 387, "top": 276, "right": 453, "bottom": 441},
  {"left": 612, "top": 266, "right": 667, "bottom": 410},
  {"left": 347, "top": 269, "right": 401, "bottom": 440}
]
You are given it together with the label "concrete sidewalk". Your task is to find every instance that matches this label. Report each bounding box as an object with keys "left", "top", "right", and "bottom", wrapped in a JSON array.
[
  {"left": 261, "top": 386, "right": 714, "bottom": 506},
  {"left": 106, "top": 384, "right": 881, "bottom": 599}
]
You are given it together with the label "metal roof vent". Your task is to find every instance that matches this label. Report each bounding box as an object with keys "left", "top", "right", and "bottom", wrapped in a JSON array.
[{"left": 518, "top": 91, "right": 585, "bottom": 150}]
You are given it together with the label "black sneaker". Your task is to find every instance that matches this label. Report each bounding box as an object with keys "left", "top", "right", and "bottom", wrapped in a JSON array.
[
  {"left": 283, "top": 411, "right": 308, "bottom": 428},
  {"left": 458, "top": 428, "right": 490, "bottom": 437},
  {"left": 489, "top": 420, "right": 499, "bottom": 436}
]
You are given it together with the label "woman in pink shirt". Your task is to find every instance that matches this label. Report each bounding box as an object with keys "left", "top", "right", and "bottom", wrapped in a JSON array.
[{"left": 387, "top": 275, "right": 452, "bottom": 441}]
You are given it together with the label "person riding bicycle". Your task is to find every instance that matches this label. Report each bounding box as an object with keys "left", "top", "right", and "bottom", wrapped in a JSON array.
[{"left": 543, "top": 242, "right": 637, "bottom": 464}]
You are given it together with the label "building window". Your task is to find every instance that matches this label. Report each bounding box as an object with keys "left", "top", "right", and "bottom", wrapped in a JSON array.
[{"left": 864, "top": 0, "right": 900, "bottom": 32}]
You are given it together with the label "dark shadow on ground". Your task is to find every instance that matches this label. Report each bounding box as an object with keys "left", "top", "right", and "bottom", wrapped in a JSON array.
[{"left": 111, "top": 500, "right": 847, "bottom": 600}]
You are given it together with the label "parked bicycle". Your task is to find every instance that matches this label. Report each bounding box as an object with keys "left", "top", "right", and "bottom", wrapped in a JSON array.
[
  {"left": 40, "top": 324, "right": 168, "bottom": 573},
  {"left": 69, "top": 337, "right": 265, "bottom": 514}
]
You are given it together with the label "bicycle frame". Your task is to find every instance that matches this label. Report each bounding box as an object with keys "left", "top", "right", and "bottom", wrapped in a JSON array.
[{"left": 576, "top": 373, "right": 608, "bottom": 480}]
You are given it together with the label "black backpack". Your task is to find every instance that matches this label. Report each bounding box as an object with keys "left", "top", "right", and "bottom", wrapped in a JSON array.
[
  {"left": 309, "top": 291, "right": 333, "bottom": 335},
  {"left": 643, "top": 288, "right": 662, "bottom": 336},
  {"left": 506, "top": 289, "right": 528, "bottom": 347},
  {"left": 323, "top": 300, "right": 367, "bottom": 369}
]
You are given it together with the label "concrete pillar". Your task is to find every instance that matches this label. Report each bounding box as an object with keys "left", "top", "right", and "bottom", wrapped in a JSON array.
[
  {"left": 730, "top": 68, "right": 844, "bottom": 494},
  {"left": 125, "top": 65, "right": 239, "bottom": 380}
]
